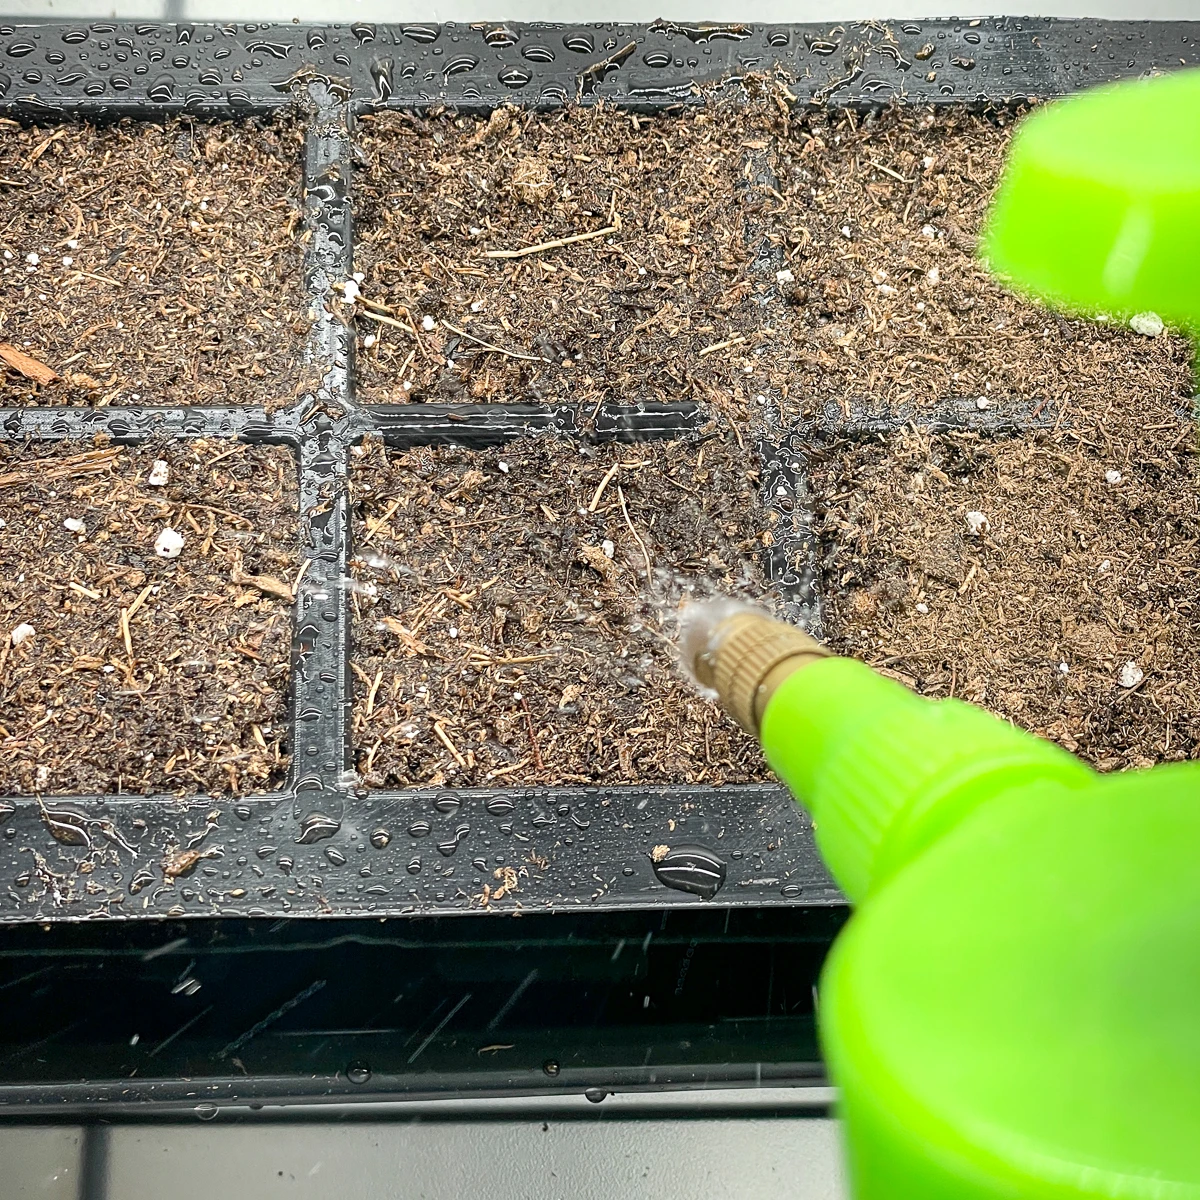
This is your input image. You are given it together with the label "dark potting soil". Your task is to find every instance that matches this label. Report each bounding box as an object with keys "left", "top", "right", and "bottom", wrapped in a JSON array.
[
  {"left": 0, "top": 440, "right": 298, "bottom": 796},
  {"left": 352, "top": 98, "right": 1195, "bottom": 776},
  {"left": 351, "top": 102, "right": 1184, "bottom": 428},
  {"left": 812, "top": 414, "right": 1200, "bottom": 770},
  {"left": 351, "top": 100, "right": 785, "bottom": 413},
  {"left": 0, "top": 118, "right": 307, "bottom": 411},
  {"left": 350, "top": 426, "right": 776, "bottom": 788},
  {"left": 790, "top": 107, "right": 1198, "bottom": 769}
]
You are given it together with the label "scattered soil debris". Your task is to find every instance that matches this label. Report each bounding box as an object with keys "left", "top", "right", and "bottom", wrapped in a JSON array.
[
  {"left": 162, "top": 843, "right": 223, "bottom": 879},
  {"left": 0, "top": 440, "right": 298, "bottom": 795},
  {"left": 813, "top": 407, "right": 1200, "bottom": 770},
  {"left": 0, "top": 118, "right": 307, "bottom": 411},
  {"left": 350, "top": 428, "right": 774, "bottom": 787},
  {"left": 351, "top": 98, "right": 786, "bottom": 410}
]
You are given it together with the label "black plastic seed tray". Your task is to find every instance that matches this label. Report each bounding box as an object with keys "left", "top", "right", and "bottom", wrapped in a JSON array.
[
  {"left": 0, "top": 20, "right": 1196, "bottom": 1122},
  {"left": 0, "top": 18, "right": 1196, "bottom": 931}
]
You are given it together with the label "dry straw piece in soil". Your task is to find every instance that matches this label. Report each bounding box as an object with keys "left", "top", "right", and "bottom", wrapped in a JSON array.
[
  {"left": 0, "top": 440, "right": 298, "bottom": 795},
  {"left": 0, "top": 118, "right": 307, "bottom": 411}
]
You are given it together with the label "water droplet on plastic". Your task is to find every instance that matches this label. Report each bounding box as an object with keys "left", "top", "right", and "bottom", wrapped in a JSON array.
[
  {"left": 370, "top": 828, "right": 391, "bottom": 849},
  {"left": 584, "top": 1087, "right": 608, "bottom": 1104},
  {"left": 129, "top": 868, "right": 155, "bottom": 894},
  {"left": 498, "top": 65, "right": 532, "bottom": 88},
  {"left": 780, "top": 883, "right": 803, "bottom": 899},
  {"left": 483, "top": 24, "right": 518, "bottom": 46},
  {"left": 651, "top": 844, "right": 727, "bottom": 900},
  {"left": 298, "top": 813, "right": 339, "bottom": 844},
  {"left": 543, "top": 1059, "right": 560, "bottom": 1076},
  {"left": 401, "top": 23, "right": 439, "bottom": 44},
  {"left": 346, "top": 1060, "right": 372, "bottom": 1084},
  {"left": 437, "top": 823, "right": 469, "bottom": 856},
  {"left": 194, "top": 1103, "right": 218, "bottom": 1121},
  {"left": 408, "top": 820, "right": 431, "bottom": 838}
]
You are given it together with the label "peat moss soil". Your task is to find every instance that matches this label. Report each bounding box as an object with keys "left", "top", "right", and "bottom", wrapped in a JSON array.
[
  {"left": 813, "top": 420, "right": 1200, "bottom": 772},
  {"left": 0, "top": 440, "right": 298, "bottom": 796},
  {"left": 350, "top": 427, "right": 774, "bottom": 788},
  {"left": 352, "top": 101, "right": 786, "bottom": 413},
  {"left": 351, "top": 100, "right": 1196, "bottom": 779},
  {"left": 0, "top": 118, "right": 307, "bottom": 411},
  {"left": 352, "top": 102, "right": 1185, "bottom": 427}
]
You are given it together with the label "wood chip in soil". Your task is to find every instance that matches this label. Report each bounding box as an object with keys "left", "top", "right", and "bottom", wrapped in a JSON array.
[
  {"left": 0, "top": 440, "right": 299, "bottom": 795},
  {"left": 813, "top": 409, "right": 1200, "bottom": 770},
  {"left": 0, "top": 118, "right": 308, "bottom": 411},
  {"left": 350, "top": 427, "right": 778, "bottom": 788},
  {"left": 351, "top": 98, "right": 787, "bottom": 411}
]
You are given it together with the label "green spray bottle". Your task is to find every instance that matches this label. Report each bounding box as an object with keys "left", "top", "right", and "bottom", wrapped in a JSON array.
[{"left": 686, "top": 68, "right": 1200, "bottom": 1200}]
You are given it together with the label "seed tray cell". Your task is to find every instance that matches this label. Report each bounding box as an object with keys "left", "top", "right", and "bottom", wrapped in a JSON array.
[
  {"left": 0, "top": 20, "right": 1193, "bottom": 933},
  {"left": 350, "top": 426, "right": 774, "bottom": 791},
  {"left": 0, "top": 118, "right": 307, "bottom": 412},
  {"left": 351, "top": 105, "right": 778, "bottom": 408},
  {"left": 812, "top": 415, "right": 1200, "bottom": 772},
  {"left": 0, "top": 439, "right": 297, "bottom": 798}
]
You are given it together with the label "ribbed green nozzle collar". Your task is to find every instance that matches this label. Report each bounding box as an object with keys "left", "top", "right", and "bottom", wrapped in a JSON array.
[{"left": 760, "top": 658, "right": 1095, "bottom": 902}]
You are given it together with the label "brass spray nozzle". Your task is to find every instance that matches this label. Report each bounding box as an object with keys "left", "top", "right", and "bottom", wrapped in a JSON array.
[{"left": 682, "top": 603, "right": 831, "bottom": 736}]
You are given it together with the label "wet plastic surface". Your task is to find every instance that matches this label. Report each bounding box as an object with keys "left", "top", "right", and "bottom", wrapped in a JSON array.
[
  {"left": 0, "top": 21, "right": 1185, "bottom": 924},
  {"left": 0, "top": 908, "right": 842, "bottom": 1112},
  {"left": 0, "top": 19, "right": 1198, "bottom": 114}
]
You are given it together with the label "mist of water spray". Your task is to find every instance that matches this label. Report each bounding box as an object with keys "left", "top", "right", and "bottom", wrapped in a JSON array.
[
  {"left": 675, "top": 598, "right": 769, "bottom": 698},
  {"left": 626, "top": 563, "right": 777, "bottom": 699}
]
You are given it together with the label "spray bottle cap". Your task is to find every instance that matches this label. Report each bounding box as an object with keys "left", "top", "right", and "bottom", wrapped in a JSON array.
[{"left": 983, "top": 68, "right": 1200, "bottom": 330}]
